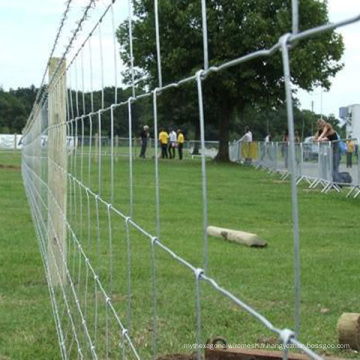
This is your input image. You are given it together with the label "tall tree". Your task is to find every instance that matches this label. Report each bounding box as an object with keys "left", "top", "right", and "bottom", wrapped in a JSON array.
[
  {"left": 117, "top": 0, "right": 344, "bottom": 161},
  {"left": 10, "top": 86, "right": 37, "bottom": 115},
  {"left": 0, "top": 90, "right": 28, "bottom": 133}
]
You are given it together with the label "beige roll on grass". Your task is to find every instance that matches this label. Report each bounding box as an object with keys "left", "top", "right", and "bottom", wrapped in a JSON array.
[
  {"left": 337, "top": 312, "right": 360, "bottom": 350},
  {"left": 207, "top": 226, "right": 267, "bottom": 248}
]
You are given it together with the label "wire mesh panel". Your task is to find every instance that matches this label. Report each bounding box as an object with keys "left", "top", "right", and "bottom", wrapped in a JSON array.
[
  {"left": 336, "top": 138, "right": 359, "bottom": 186},
  {"left": 185, "top": 140, "right": 219, "bottom": 159},
  {"left": 317, "top": 142, "right": 332, "bottom": 184},
  {"left": 257, "top": 139, "right": 360, "bottom": 195},
  {"left": 255, "top": 141, "right": 277, "bottom": 170}
]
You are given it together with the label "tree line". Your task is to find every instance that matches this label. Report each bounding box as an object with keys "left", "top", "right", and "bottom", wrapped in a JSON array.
[
  {"left": 0, "top": 84, "right": 341, "bottom": 143},
  {"left": 0, "top": 86, "right": 37, "bottom": 134}
]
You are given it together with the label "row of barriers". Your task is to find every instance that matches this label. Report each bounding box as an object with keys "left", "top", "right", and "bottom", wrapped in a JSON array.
[
  {"left": 3, "top": 133, "right": 358, "bottom": 197},
  {"left": 230, "top": 139, "right": 360, "bottom": 198}
]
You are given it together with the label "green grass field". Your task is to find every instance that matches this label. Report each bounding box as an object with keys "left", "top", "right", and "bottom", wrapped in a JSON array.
[
  {"left": 0, "top": 151, "right": 59, "bottom": 360},
  {"left": 1, "top": 149, "right": 359, "bottom": 359}
]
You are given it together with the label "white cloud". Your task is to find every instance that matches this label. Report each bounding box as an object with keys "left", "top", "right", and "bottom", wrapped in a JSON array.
[{"left": 328, "top": 0, "right": 360, "bottom": 21}]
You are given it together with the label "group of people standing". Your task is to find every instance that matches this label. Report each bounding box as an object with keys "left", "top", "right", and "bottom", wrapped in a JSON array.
[
  {"left": 139, "top": 125, "right": 185, "bottom": 160},
  {"left": 158, "top": 128, "right": 185, "bottom": 160}
]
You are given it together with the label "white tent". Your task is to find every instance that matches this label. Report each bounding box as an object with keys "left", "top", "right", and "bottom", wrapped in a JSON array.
[{"left": 0, "top": 134, "right": 22, "bottom": 150}]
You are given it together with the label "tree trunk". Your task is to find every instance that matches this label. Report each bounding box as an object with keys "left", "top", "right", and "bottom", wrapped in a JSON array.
[
  {"left": 192, "top": 122, "right": 200, "bottom": 155},
  {"left": 215, "top": 100, "right": 232, "bottom": 162}
]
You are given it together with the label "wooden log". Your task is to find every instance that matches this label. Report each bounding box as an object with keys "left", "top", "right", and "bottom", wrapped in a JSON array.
[
  {"left": 207, "top": 226, "right": 267, "bottom": 248},
  {"left": 337, "top": 312, "right": 360, "bottom": 350}
]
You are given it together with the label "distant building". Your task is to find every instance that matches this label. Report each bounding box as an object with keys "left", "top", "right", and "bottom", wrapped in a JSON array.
[{"left": 339, "top": 104, "right": 360, "bottom": 141}]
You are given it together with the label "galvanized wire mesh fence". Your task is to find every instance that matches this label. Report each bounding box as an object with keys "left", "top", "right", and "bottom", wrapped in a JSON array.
[{"left": 21, "top": 0, "right": 360, "bottom": 359}]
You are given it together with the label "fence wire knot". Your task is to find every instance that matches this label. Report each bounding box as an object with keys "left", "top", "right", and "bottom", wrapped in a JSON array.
[
  {"left": 151, "top": 236, "right": 158, "bottom": 246},
  {"left": 279, "top": 33, "right": 292, "bottom": 51},
  {"left": 195, "top": 69, "right": 205, "bottom": 81},
  {"left": 194, "top": 268, "right": 204, "bottom": 279},
  {"left": 279, "top": 328, "right": 295, "bottom": 345}
]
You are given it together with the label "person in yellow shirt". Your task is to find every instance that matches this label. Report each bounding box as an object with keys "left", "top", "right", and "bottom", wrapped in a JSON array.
[
  {"left": 177, "top": 129, "right": 185, "bottom": 160},
  {"left": 346, "top": 138, "right": 355, "bottom": 168},
  {"left": 158, "top": 128, "right": 169, "bottom": 158}
]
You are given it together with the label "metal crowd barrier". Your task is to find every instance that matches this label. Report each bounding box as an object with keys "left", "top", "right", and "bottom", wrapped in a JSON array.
[
  {"left": 55, "top": 136, "right": 359, "bottom": 198},
  {"left": 231, "top": 139, "right": 360, "bottom": 198}
]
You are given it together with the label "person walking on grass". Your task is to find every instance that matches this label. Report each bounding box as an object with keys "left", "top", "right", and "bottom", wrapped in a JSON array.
[
  {"left": 159, "top": 128, "right": 169, "bottom": 158},
  {"left": 239, "top": 126, "right": 252, "bottom": 165},
  {"left": 177, "top": 129, "right": 185, "bottom": 160},
  {"left": 139, "top": 125, "right": 150, "bottom": 158}
]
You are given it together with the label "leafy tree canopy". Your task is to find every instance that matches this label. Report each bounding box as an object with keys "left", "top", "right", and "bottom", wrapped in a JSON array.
[
  {"left": 0, "top": 84, "right": 335, "bottom": 146},
  {"left": 117, "top": 0, "right": 344, "bottom": 160},
  {"left": 0, "top": 89, "right": 29, "bottom": 133}
]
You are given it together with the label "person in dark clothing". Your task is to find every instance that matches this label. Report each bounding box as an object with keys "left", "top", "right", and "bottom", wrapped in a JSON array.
[
  {"left": 139, "top": 125, "right": 150, "bottom": 158},
  {"left": 314, "top": 119, "right": 340, "bottom": 181}
]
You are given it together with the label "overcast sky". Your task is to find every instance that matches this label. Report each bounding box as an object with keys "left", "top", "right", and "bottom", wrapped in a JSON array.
[{"left": 0, "top": 0, "right": 359, "bottom": 118}]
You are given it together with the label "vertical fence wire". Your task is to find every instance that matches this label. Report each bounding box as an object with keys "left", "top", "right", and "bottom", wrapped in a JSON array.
[
  {"left": 111, "top": 3, "right": 119, "bottom": 104},
  {"left": 154, "top": 0, "right": 163, "bottom": 88},
  {"left": 153, "top": 90, "right": 161, "bottom": 240},
  {"left": 201, "top": 0, "right": 209, "bottom": 71},
  {"left": 127, "top": 0, "right": 136, "bottom": 97},
  {"left": 150, "top": 238, "right": 158, "bottom": 360},
  {"left": 280, "top": 34, "right": 301, "bottom": 337},
  {"left": 196, "top": 72, "right": 209, "bottom": 273}
]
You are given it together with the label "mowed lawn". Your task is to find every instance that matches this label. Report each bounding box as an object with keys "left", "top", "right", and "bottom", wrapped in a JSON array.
[
  {"left": 1, "top": 149, "right": 359, "bottom": 359},
  {"left": 0, "top": 152, "right": 59, "bottom": 360}
]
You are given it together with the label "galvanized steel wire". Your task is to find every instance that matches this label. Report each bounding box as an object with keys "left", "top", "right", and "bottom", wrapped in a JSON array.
[{"left": 21, "top": 0, "right": 360, "bottom": 359}]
